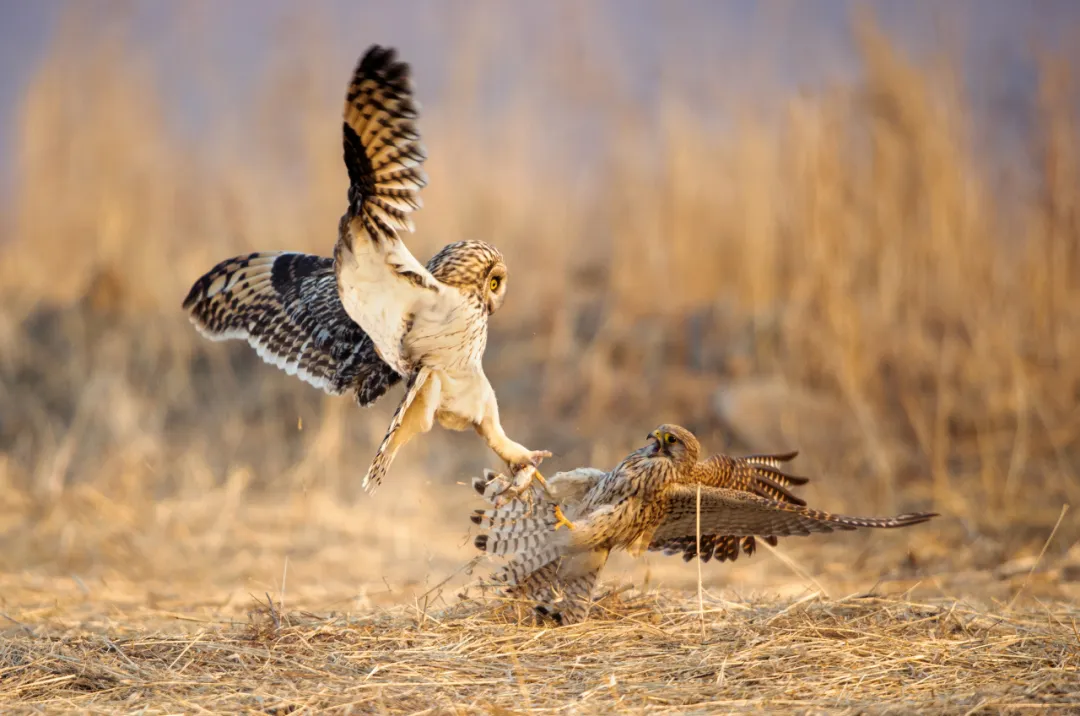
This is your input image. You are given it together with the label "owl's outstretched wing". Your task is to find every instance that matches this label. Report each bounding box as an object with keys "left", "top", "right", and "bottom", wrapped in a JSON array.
[
  {"left": 649, "top": 484, "right": 937, "bottom": 546},
  {"left": 183, "top": 251, "right": 400, "bottom": 406},
  {"left": 333, "top": 45, "right": 439, "bottom": 375}
]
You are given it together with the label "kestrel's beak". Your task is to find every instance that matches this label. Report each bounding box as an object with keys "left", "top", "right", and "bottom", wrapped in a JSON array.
[{"left": 647, "top": 430, "right": 665, "bottom": 457}]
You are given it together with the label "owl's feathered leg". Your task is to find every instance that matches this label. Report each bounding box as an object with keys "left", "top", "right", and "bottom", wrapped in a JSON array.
[
  {"left": 362, "top": 366, "right": 440, "bottom": 493},
  {"left": 474, "top": 401, "right": 551, "bottom": 472},
  {"left": 473, "top": 389, "right": 552, "bottom": 507}
]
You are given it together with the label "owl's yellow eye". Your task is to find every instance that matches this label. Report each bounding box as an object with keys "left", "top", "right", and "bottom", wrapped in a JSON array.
[
  {"left": 665, "top": 433, "right": 677, "bottom": 445},
  {"left": 489, "top": 277, "right": 501, "bottom": 291}
]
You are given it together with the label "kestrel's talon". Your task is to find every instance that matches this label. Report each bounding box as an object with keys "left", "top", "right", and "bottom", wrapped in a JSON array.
[{"left": 553, "top": 505, "right": 576, "bottom": 531}]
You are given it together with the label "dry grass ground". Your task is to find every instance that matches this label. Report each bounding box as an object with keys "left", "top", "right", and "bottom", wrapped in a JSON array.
[
  {"left": 2, "top": 3, "right": 1080, "bottom": 713},
  {"left": 2, "top": 592, "right": 1078, "bottom": 714}
]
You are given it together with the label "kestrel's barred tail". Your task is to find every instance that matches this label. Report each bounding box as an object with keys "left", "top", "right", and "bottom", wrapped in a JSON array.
[
  {"left": 469, "top": 470, "right": 614, "bottom": 624},
  {"left": 341, "top": 45, "right": 428, "bottom": 246},
  {"left": 182, "top": 251, "right": 400, "bottom": 406},
  {"left": 539, "top": 563, "right": 604, "bottom": 625},
  {"left": 471, "top": 471, "right": 564, "bottom": 587},
  {"left": 470, "top": 472, "right": 560, "bottom": 559}
]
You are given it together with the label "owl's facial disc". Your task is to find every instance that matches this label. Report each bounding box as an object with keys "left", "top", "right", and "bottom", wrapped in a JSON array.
[{"left": 484, "top": 263, "right": 508, "bottom": 314}]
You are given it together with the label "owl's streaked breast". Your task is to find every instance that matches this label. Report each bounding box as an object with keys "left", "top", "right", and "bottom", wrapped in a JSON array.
[{"left": 405, "top": 289, "right": 488, "bottom": 373}]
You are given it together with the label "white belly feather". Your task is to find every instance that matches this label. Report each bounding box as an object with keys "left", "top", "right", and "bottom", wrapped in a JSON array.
[{"left": 337, "top": 236, "right": 491, "bottom": 426}]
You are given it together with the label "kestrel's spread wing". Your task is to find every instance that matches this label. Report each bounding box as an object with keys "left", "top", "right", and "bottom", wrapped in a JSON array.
[
  {"left": 648, "top": 484, "right": 936, "bottom": 545},
  {"left": 182, "top": 252, "right": 400, "bottom": 406}
]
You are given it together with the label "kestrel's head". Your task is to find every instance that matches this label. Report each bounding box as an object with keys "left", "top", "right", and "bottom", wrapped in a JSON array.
[
  {"left": 644, "top": 424, "right": 700, "bottom": 466},
  {"left": 426, "top": 240, "right": 508, "bottom": 314}
]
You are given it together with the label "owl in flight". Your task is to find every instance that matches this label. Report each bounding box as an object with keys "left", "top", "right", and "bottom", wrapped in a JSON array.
[
  {"left": 471, "top": 424, "right": 937, "bottom": 624},
  {"left": 183, "top": 46, "right": 549, "bottom": 492}
]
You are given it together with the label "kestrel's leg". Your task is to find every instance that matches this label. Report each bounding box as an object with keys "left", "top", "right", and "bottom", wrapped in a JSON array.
[{"left": 552, "top": 504, "right": 576, "bottom": 531}]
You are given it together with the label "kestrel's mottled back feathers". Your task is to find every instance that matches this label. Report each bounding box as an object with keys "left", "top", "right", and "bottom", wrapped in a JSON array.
[{"left": 182, "top": 251, "right": 400, "bottom": 406}]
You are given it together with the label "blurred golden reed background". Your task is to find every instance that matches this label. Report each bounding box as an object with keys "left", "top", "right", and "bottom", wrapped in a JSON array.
[{"left": 1, "top": 1, "right": 1078, "bottom": 607}]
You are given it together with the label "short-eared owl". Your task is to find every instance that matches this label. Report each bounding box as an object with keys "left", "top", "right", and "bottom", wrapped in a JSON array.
[
  {"left": 471, "top": 424, "right": 937, "bottom": 624},
  {"left": 183, "top": 46, "right": 549, "bottom": 492}
]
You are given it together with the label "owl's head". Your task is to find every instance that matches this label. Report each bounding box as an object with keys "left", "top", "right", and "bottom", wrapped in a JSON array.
[
  {"left": 427, "top": 240, "right": 508, "bottom": 314},
  {"left": 644, "top": 424, "right": 700, "bottom": 466}
]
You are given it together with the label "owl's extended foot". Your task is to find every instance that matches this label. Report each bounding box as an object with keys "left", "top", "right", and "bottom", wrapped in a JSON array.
[
  {"left": 553, "top": 505, "right": 576, "bottom": 531},
  {"left": 510, "top": 449, "right": 552, "bottom": 473},
  {"left": 493, "top": 462, "right": 554, "bottom": 508}
]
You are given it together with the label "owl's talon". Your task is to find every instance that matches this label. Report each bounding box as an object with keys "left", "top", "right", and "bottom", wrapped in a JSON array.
[
  {"left": 532, "top": 470, "right": 552, "bottom": 495},
  {"left": 528, "top": 450, "right": 553, "bottom": 467},
  {"left": 493, "top": 463, "right": 555, "bottom": 507},
  {"left": 553, "top": 505, "right": 575, "bottom": 531}
]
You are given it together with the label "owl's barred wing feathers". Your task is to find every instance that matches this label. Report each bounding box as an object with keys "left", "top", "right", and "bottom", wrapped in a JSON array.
[
  {"left": 182, "top": 251, "right": 400, "bottom": 406},
  {"left": 650, "top": 484, "right": 938, "bottom": 545},
  {"left": 334, "top": 45, "right": 442, "bottom": 375},
  {"left": 341, "top": 45, "right": 428, "bottom": 241}
]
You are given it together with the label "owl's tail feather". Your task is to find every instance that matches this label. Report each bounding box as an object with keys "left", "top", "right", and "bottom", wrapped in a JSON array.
[{"left": 362, "top": 367, "right": 432, "bottom": 493}]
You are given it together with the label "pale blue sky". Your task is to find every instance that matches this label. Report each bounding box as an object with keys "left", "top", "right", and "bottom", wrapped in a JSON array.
[{"left": 1, "top": 0, "right": 1077, "bottom": 201}]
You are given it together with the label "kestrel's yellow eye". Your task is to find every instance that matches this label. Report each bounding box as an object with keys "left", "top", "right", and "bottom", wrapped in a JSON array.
[
  {"left": 665, "top": 433, "right": 677, "bottom": 445},
  {"left": 490, "top": 277, "right": 501, "bottom": 291}
]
